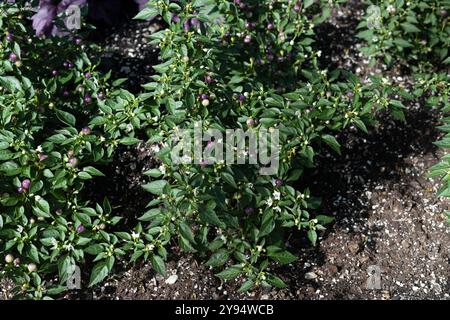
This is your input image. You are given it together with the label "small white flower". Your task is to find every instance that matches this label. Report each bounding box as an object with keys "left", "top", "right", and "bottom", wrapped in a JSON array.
[
  {"left": 151, "top": 144, "right": 160, "bottom": 153},
  {"left": 274, "top": 206, "right": 282, "bottom": 213},
  {"left": 63, "top": 243, "right": 74, "bottom": 251},
  {"left": 159, "top": 164, "right": 166, "bottom": 175},
  {"left": 131, "top": 231, "right": 140, "bottom": 240},
  {"left": 36, "top": 145, "right": 43, "bottom": 153},
  {"left": 273, "top": 191, "right": 281, "bottom": 201},
  {"left": 387, "top": 5, "right": 396, "bottom": 14},
  {"left": 266, "top": 197, "right": 273, "bottom": 207}
]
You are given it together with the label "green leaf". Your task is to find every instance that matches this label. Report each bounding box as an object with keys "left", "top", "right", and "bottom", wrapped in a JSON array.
[
  {"left": 304, "top": 0, "right": 314, "bottom": 9},
  {"left": 0, "top": 76, "right": 22, "bottom": 92},
  {"left": 221, "top": 172, "right": 237, "bottom": 188},
  {"left": 352, "top": 119, "right": 368, "bottom": 134},
  {"left": 134, "top": 7, "right": 159, "bottom": 21},
  {"left": 58, "top": 255, "right": 74, "bottom": 283},
  {"left": 267, "top": 275, "right": 287, "bottom": 288},
  {"left": 37, "top": 199, "right": 50, "bottom": 215},
  {"left": 138, "top": 208, "right": 161, "bottom": 221},
  {"left": 85, "top": 244, "right": 104, "bottom": 255},
  {"left": 216, "top": 266, "right": 242, "bottom": 280},
  {"left": 88, "top": 262, "right": 109, "bottom": 287},
  {"left": 315, "top": 215, "right": 335, "bottom": 225},
  {"left": 78, "top": 172, "right": 92, "bottom": 180},
  {"left": 83, "top": 166, "right": 105, "bottom": 176},
  {"left": 322, "top": 134, "right": 341, "bottom": 155},
  {"left": 143, "top": 180, "right": 168, "bottom": 195},
  {"left": 27, "top": 244, "right": 40, "bottom": 263},
  {"left": 144, "top": 168, "right": 162, "bottom": 178},
  {"left": 206, "top": 250, "right": 229, "bottom": 267},
  {"left": 120, "top": 137, "right": 140, "bottom": 145},
  {"left": 393, "top": 39, "right": 413, "bottom": 48},
  {"left": 307, "top": 229, "right": 317, "bottom": 246},
  {"left": 199, "top": 207, "right": 224, "bottom": 228},
  {"left": 56, "top": 109, "right": 76, "bottom": 126},
  {"left": 75, "top": 211, "right": 92, "bottom": 225},
  {"left": 237, "top": 279, "right": 254, "bottom": 293},
  {"left": 268, "top": 250, "right": 298, "bottom": 265},
  {"left": 178, "top": 221, "right": 195, "bottom": 243},
  {"left": 401, "top": 22, "right": 420, "bottom": 33},
  {"left": 151, "top": 255, "right": 166, "bottom": 276}
]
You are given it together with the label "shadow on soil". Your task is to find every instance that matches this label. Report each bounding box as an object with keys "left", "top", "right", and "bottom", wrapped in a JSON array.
[{"left": 283, "top": 107, "right": 441, "bottom": 293}]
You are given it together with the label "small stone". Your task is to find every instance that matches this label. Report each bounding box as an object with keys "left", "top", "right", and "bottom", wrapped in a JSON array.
[
  {"left": 165, "top": 274, "right": 178, "bottom": 285},
  {"left": 401, "top": 239, "right": 410, "bottom": 248},
  {"left": 348, "top": 241, "right": 359, "bottom": 254},
  {"left": 328, "top": 264, "right": 339, "bottom": 275},
  {"left": 305, "top": 272, "right": 318, "bottom": 280}
]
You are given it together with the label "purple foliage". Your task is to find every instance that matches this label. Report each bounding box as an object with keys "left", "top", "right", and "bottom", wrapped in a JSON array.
[
  {"left": 32, "top": 0, "right": 87, "bottom": 37},
  {"left": 30, "top": 0, "right": 149, "bottom": 37}
]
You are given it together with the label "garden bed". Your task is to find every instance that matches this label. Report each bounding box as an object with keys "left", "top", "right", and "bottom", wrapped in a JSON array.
[
  {"left": 53, "top": 1, "right": 450, "bottom": 300},
  {"left": 1, "top": 0, "right": 449, "bottom": 300}
]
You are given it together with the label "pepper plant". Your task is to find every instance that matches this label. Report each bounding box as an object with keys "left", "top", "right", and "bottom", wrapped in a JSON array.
[
  {"left": 134, "top": 0, "right": 403, "bottom": 291},
  {"left": 0, "top": 1, "right": 144, "bottom": 298},
  {"left": 0, "top": 0, "right": 411, "bottom": 298},
  {"left": 357, "top": 0, "right": 449, "bottom": 70}
]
